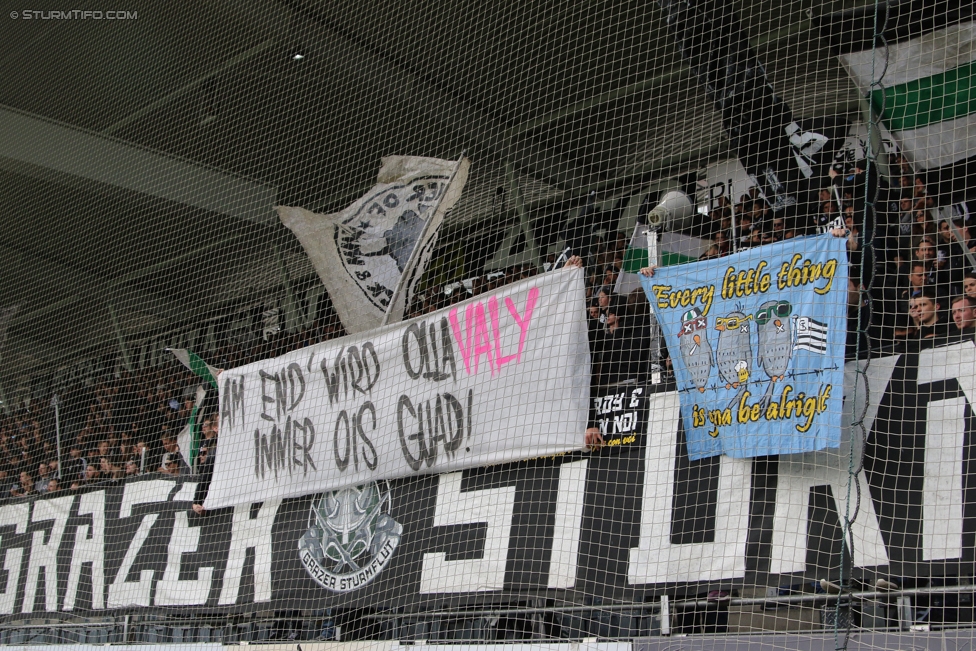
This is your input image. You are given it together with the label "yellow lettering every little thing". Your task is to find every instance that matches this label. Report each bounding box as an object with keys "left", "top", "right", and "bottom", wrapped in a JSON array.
[
  {"left": 777, "top": 254, "right": 838, "bottom": 295},
  {"left": 721, "top": 261, "right": 770, "bottom": 299},
  {"left": 651, "top": 283, "right": 715, "bottom": 316}
]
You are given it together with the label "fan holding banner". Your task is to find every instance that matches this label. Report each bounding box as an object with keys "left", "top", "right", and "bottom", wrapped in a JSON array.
[{"left": 640, "top": 233, "right": 849, "bottom": 460}]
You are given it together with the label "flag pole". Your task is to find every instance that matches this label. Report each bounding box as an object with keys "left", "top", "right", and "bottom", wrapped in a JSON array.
[
  {"left": 943, "top": 209, "right": 976, "bottom": 273},
  {"left": 728, "top": 180, "right": 739, "bottom": 253},
  {"left": 381, "top": 152, "right": 467, "bottom": 326},
  {"left": 51, "top": 394, "right": 62, "bottom": 480},
  {"left": 646, "top": 229, "right": 662, "bottom": 384}
]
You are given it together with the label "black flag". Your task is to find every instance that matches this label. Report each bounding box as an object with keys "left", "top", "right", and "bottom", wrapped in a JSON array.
[{"left": 657, "top": 0, "right": 848, "bottom": 226}]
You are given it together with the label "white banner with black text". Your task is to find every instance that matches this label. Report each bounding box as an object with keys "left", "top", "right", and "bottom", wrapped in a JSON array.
[{"left": 205, "top": 268, "right": 591, "bottom": 509}]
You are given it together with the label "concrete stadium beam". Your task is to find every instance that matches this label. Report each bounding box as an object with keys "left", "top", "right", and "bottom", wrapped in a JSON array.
[
  {"left": 298, "top": 9, "right": 590, "bottom": 192},
  {"left": 506, "top": 66, "right": 694, "bottom": 141},
  {"left": 5, "top": 231, "right": 250, "bottom": 334},
  {"left": 0, "top": 106, "right": 278, "bottom": 225},
  {"left": 504, "top": 19, "right": 815, "bottom": 141},
  {"left": 502, "top": 19, "right": 816, "bottom": 191},
  {"left": 0, "top": 106, "right": 276, "bottom": 349},
  {"left": 0, "top": 240, "right": 186, "bottom": 327},
  {"left": 101, "top": 38, "right": 278, "bottom": 138}
]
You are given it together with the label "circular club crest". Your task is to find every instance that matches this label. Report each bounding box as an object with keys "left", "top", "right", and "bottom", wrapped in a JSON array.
[
  {"left": 298, "top": 481, "right": 402, "bottom": 593},
  {"left": 335, "top": 177, "right": 448, "bottom": 311}
]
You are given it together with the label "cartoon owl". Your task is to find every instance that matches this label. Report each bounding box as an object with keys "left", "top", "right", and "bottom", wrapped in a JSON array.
[
  {"left": 677, "top": 307, "right": 712, "bottom": 392},
  {"left": 755, "top": 300, "right": 793, "bottom": 410},
  {"left": 755, "top": 300, "right": 793, "bottom": 382},
  {"left": 715, "top": 309, "right": 753, "bottom": 408}
]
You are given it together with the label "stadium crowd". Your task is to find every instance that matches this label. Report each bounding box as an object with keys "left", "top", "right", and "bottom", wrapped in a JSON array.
[
  {"left": 4, "top": 156, "right": 975, "bottom": 501},
  {"left": 0, "top": 322, "right": 348, "bottom": 504},
  {"left": 694, "top": 155, "right": 976, "bottom": 351}
]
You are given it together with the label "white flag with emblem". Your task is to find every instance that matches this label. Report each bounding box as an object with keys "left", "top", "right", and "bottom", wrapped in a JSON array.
[{"left": 277, "top": 156, "right": 470, "bottom": 334}]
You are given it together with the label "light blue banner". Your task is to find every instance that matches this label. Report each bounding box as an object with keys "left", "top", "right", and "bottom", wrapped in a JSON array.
[{"left": 640, "top": 234, "right": 848, "bottom": 460}]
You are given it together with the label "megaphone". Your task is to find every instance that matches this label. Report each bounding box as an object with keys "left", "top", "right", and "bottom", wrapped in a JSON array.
[{"left": 643, "top": 190, "right": 695, "bottom": 232}]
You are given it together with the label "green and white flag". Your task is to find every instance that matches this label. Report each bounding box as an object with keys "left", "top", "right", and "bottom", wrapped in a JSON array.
[
  {"left": 167, "top": 348, "right": 218, "bottom": 388},
  {"left": 615, "top": 225, "right": 708, "bottom": 295},
  {"left": 840, "top": 21, "right": 976, "bottom": 172},
  {"left": 176, "top": 384, "right": 207, "bottom": 472}
]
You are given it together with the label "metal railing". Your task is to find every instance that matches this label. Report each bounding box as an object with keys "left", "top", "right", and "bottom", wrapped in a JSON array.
[{"left": 0, "top": 584, "right": 972, "bottom": 644}]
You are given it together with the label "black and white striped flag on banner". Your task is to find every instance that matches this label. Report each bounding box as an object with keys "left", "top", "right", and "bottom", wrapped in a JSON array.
[{"left": 794, "top": 316, "right": 829, "bottom": 354}]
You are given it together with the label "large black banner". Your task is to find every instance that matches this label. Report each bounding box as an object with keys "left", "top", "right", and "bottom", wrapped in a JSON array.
[
  {"left": 656, "top": 0, "right": 848, "bottom": 221},
  {"left": 2, "top": 344, "right": 976, "bottom": 617}
]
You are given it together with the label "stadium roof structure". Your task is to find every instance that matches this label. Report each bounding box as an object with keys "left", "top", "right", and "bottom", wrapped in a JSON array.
[{"left": 0, "top": 0, "right": 867, "bottom": 381}]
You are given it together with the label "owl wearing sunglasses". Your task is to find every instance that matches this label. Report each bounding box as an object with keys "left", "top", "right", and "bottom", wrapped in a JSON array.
[
  {"left": 715, "top": 308, "right": 753, "bottom": 409},
  {"left": 754, "top": 300, "right": 793, "bottom": 382},
  {"left": 754, "top": 300, "right": 793, "bottom": 409}
]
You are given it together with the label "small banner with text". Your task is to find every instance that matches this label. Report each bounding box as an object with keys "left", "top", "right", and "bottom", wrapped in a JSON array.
[{"left": 640, "top": 234, "right": 848, "bottom": 460}]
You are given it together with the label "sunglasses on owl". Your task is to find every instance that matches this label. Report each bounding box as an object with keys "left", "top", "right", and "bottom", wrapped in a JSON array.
[
  {"left": 717, "top": 316, "right": 750, "bottom": 329},
  {"left": 755, "top": 301, "right": 792, "bottom": 325}
]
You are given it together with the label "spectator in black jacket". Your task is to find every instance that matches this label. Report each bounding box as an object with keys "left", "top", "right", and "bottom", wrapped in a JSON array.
[
  {"left": 63, "top": 446, "right": 86, "bottom": 483},
  {"left": 595, "top": 302, "right": 650, "bottom": 387},
  {"left": 192, "top": 414, "right": 218, "bottom": 515},
  {"left": 909, "top": 289, "right": 950, "bottom": 341}
]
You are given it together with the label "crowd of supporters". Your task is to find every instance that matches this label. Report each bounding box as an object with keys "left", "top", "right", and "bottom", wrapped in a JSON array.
[
  {"left": 0, "top": 316, "right": 355, "bottom": 505},
  {"left": 836, "top": 156, "right": 976, "bottom": 350},
  {"left": 6, "top": 156, "right": 976, "bottom": 500},
  {"left": 699, "top": 156, "right": 976, "bottom": 354}
]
